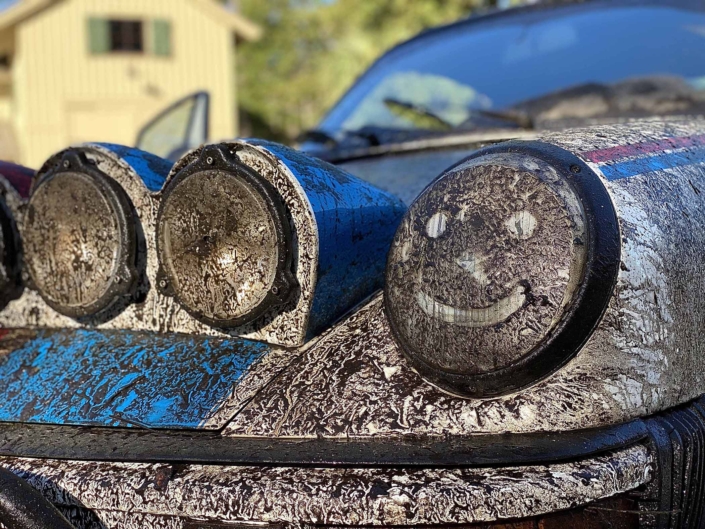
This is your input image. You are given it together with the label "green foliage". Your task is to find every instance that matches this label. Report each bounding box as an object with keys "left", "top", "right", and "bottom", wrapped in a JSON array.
[{"left": 237, "top": 0, "right": 496, "bottom": 141}]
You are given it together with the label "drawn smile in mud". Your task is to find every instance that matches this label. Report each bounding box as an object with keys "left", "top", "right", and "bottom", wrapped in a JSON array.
[
  {"left": 413, "top": 208, "right": 537, "bottom": 328},
  {"left": 415, "top": 286, "right": 526, "bottom": 327}
]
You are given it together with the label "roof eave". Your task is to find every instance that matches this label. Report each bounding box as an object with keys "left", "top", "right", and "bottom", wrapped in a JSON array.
[
  {"left": 192, "top": 0, "right": 262, "bottom": 42},
  {"left": 0, "top": 0, "right": 58, "bottom": 34}
]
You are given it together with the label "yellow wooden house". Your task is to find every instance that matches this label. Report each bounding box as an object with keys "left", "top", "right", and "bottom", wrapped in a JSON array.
[{"left": 0, "top": 0, "right": 260, "bottom": 167}]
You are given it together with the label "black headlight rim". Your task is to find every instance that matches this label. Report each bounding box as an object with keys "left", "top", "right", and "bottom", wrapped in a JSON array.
[
  {"left": 384, "top": 140, "right": 621, "bottom": 399},
  {"left": 0, "top": 195, "right": 23, "bottom": 310},
  {"left": 24, "top": 150, "right": 139, "bottom": 319},
  {"left": 156, "top": 144, "right": 297, "bottom": 330}
]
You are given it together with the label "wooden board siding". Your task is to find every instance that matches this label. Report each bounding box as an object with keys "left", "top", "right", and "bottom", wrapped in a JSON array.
[{"left": 13, "top": 0, "right": 237, "bottom": 167}]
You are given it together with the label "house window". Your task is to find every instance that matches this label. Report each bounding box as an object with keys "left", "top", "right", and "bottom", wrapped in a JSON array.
[
  {"left": 88, "top": 18, "right": 171, "bottom": 56},
  {"left": 109, "top": 20, "right": 143, "bottom": 52}
]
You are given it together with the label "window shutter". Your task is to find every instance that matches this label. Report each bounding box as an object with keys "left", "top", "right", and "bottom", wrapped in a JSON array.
[
  {"left": 87, "top": 18, "right": 110, "bottom": 54},
  {"left": 152, "top": 19, "right": 172, "bottom": 56}
]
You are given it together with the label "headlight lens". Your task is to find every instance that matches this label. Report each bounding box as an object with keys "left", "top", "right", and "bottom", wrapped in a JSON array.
[
  {"left": 157, "top": 145, "right": 295, "bottom": 328},
  {"left": 23, "top": 152, "right": 137, "bottom": 318},
  {"left": 385, "top": 149, "right": 606, "bottom": 398}
]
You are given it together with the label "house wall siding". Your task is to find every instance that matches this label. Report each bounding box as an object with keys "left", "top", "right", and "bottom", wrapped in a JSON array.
[{"left": 14, "top": 0, "right": 236, "bottom": 167}]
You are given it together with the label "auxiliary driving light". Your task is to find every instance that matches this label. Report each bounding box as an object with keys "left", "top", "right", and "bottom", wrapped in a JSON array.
[
  {"left": 156, "top": 145, "right": 296, "bottom": 328},
  {"left": 385, "top": 144, "right": 619, "bottom": 398},
  {"left": 23, "top": 151, "right": 137, "bottom": 318}
]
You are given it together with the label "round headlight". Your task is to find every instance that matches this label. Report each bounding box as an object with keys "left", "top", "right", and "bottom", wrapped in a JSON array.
[
  {"left": 156, "top": 145, "right": 296, "bottom": 328},
  {"left": 385, "top": 145, "right": 619, "bottom": 397},
  {"left": 23, "top": 152, "right": 137, "bottom": 318}
]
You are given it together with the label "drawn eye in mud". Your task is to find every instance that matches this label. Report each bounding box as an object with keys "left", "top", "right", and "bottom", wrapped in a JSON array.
[
  {"left": 426, "top": 212, "right": 448, "bottom": 238},
  {"left": 385, "top": 151, "right": 596, "bottom": 397}
]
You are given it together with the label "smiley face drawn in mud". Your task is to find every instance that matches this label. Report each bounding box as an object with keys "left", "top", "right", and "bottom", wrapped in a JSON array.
[
  {"left": 386, "top": 153, "right": 587, "bottom": 377},
  {"left": 415, "top": 208, "right": 539, "bottom": 328}
]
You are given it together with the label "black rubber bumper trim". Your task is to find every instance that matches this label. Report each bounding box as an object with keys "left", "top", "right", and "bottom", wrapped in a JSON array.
[
  {"left": 0, "top": 466, "right": 75, "bottom": 529},
  {"left": 639, "top": 395, "right": 705, "bottom": 528},
  {"left": 0, "top": 419, "right": 648, "bottom": 468}
]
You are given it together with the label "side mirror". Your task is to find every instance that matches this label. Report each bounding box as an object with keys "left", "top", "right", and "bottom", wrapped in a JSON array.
[{"left": 136, "top": 91, "right": 209, "bottom": 162}]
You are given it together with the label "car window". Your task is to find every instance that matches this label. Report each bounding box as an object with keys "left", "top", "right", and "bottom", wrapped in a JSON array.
[
  {"left": 136, "top": 92, "right": 209, "bottom": 161},
  {"left": 319, "top": 5, "right": 705, "bottom": 135}
]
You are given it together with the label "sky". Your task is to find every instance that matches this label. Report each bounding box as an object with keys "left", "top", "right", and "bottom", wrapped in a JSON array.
[{"left": 0, "top": 0, "right": 16, "bottom": 11}]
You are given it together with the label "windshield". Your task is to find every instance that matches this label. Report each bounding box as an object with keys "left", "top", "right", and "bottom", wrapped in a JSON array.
[{"left": 318, "top": 4, "right": 705, "bottom": 137}]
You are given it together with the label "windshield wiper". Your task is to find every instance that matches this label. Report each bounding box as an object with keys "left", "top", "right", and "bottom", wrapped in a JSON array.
[
  {"left": 383, "top": 97, "right": 533, "bottom": 132},
  {"left": 383, "top": 98, "right": 453, "bottom": 131},
  {"left": 303, "top": 104, "right": 533, "bottom": 154},
  {"left": 298, "top": 129, "right": 339, "bottom": 147},
  {"left": 299, "top": 127, "right": 384, "bottom": 148},
  {"left": 469, "top": 108, "right": 534, "bottom": 130}
]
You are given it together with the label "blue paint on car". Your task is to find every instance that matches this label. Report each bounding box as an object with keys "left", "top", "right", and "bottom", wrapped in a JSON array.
[
  {"left": 0, "top": 329, "right": 269, "bottom": 429},
  {"left": 96, "top": 143, "right": 173, "bottom": 192},
  {"left": 597, "top": 148, "right": 705, "bottom": 181},
  {"left": 249, "top": 140, "right": 407, "bottom": 335}
]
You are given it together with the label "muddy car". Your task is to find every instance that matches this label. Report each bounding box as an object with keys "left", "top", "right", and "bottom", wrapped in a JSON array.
[{"left": 0, "top": 1, "right": 704, "bottom": 528}]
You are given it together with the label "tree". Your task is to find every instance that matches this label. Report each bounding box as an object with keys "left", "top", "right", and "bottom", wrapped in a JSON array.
[{"left": 236, "top": 0, "right": 497, "bottom": 141}]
